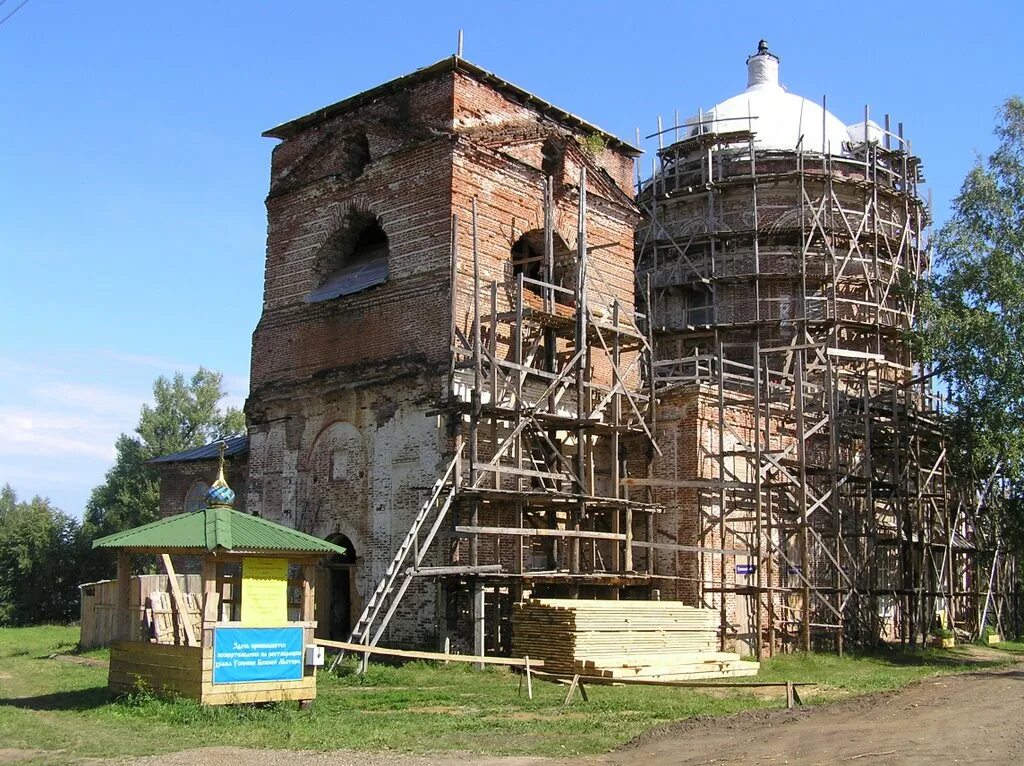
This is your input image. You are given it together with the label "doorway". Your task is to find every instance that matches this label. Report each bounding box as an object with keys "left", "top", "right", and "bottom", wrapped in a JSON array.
[{"left": 316, "top": 534, "right": 357, "bottom": 641}]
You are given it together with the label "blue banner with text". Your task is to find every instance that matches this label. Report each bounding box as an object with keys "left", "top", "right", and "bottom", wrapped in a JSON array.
[{"left": 212, "top": 626, "right": 304, "bottom": 685}]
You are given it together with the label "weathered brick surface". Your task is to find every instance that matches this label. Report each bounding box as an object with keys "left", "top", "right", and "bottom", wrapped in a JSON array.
[
  {"left": 155, "top": 457, "right": 248, "bottom": 518},
  {"left": 240, "top": 62, "right": 640, "bottom": 649}
]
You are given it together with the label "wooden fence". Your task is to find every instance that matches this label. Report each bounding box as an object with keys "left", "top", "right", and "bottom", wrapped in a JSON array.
[{"left": 79, "top": 574, "right": 201, "bottom": 649}]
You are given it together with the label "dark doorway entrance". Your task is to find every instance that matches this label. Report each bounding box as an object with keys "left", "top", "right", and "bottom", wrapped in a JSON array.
[{"left": 318, "top": 534, "right": 356, "bottom": 641}]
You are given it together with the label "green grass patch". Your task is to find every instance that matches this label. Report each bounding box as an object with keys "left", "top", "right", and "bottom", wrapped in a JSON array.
[
  {"left": 989, "top": 639, "right": 1024, "bottom": 654},
  {"left": 0, "top": 626, "right": 1015, "bottom": 759}
]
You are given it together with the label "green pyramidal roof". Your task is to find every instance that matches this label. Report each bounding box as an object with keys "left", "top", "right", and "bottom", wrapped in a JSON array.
[{"left": 92, "top": 507, "right": 346, "bottom": 555}]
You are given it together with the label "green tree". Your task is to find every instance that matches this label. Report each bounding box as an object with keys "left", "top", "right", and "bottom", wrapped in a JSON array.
[
  {"left": 85, "top": 368, "right": 245, "bottom": 538},
  {"left": 0, "top": 483, "right": 17, "bottom": 516},
  {"left": 0, "top": 488, "right": 88, "bottom": 626},
  {"left": 918, "top": 97, "right": 1024, "bottom": 541}
]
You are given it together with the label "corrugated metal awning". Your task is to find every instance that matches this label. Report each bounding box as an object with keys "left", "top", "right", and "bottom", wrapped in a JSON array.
[
  {"left": 307, "top": 257, "right": 388, "bottom": 302},
  {"left": 92, "top": 506, "right": 346, "bottom": 555},
  {"left": 149, "top": 435, "right": 249, "bottom": 465}
]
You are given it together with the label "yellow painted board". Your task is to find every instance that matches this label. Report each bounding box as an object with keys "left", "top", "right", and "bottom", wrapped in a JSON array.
[{"left": 240, "top": 557, "right": 288, "bottom": 627}]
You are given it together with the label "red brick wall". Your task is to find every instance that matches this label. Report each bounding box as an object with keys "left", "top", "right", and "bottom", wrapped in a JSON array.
[
  {"left": 451, "top": 71, "right": 639, "bottom": 395},
  {"left": 251, "top": 74, "right": 456, "bottom": 394},
  {"left": 155, "top": 457, "right": 248, "bottom": 518}
]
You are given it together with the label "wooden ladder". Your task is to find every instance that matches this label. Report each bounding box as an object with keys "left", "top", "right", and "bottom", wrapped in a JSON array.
[{"left": 330, "top": 449, "right": 462, "bottom": 670}]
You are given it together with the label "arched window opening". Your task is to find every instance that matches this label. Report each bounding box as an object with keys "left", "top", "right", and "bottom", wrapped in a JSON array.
[
  {"left": 511, "top": 229, "right": 574, "bottom": 305},
  {"left": 183, "top": 480, "right": 209, "bottom": 514},
  {"left": 308, "top": 212, "right": 390, "bottom": 303}
]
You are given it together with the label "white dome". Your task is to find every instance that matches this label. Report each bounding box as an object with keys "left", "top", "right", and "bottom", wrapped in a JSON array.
[{"left": 689, "top": 42, "right": 852, "bottom": 155}]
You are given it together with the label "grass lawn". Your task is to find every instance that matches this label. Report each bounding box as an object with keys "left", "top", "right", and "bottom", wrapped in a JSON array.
[
  {"left": 990, "top": 638, "right": 1024, "bottom": 654},
  {"left": 0, "top": 626, "right": 1015, "bottom": 762}
]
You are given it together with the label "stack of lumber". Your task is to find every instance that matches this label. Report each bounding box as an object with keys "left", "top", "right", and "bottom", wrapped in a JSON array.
[{"left": 511, "top": 599, "right": 758, "bottom": 681}]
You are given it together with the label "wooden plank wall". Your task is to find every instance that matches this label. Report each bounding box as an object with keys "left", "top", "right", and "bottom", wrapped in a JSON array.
[
  {"left": 109, "top": 627, "right": 317, "bottom": 706},
  {"left": 80, "top": 575, "right": 202, "bottom": 649},
  {"left": 108, "top": 640, "right": 205, "bottom": 698}
]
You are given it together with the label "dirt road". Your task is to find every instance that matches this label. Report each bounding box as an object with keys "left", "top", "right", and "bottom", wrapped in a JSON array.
[
  {"left": 609, "top": 665, "right": 1024, "bottom": 765},
  {"left": 57, "top": 664, "right": 1024, "bottom": 766}
]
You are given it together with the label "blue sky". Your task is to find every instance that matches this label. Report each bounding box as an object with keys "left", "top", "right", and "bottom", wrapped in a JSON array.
[{"left": 1, "top": 0, "right": 1020, "bottom": 516}]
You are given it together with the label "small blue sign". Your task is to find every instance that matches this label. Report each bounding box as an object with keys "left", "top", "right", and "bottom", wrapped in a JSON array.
[
  {"left": 213, "top": 626, "right": 304, "bottom": 685},
  {"left": 736, "top": 563, "right": 757, "bottom": 576}
]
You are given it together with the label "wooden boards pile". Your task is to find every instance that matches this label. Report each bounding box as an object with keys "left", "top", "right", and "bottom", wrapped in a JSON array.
[
  {"left": 511, "top": 598, "right": 758, "bottom": 681},
  {"left": 143, "top": 591, "right": 202, "bottom": 645}
]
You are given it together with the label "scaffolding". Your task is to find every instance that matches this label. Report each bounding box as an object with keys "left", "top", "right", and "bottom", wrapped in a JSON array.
[
  {"left": 636, "top": 111, "right": 1007, "bottom": 655},
  {"left": 346, "top": 169, "right": 674, "bottom": 657}
]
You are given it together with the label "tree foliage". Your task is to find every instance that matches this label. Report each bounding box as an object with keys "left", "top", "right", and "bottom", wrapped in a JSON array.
[
  {"left": 918, "top": 97, "right": 1024, "bottom": 543},
  {"left": 0, "top": 485, "right": 92, "bottom": 626},
  {"left": 85, "top": 368, "right": 245, "bottom": 537}
]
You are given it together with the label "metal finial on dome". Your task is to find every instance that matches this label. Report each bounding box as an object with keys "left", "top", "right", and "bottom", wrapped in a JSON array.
[
  {"left": 746, "top": 39, "right": 780, "bottom": 88},
  {"left": 204, "top": 441, "right": 236, "bottom": 509}
]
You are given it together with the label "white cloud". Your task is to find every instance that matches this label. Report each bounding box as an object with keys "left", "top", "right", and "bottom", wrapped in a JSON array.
[
  {"left": 36, "top": 381, "right": 144, "bottom": 416},
  {"left": 0, "top": 407, "right": 118, "bottom": 460},
  {"left": 0, "top": 348, "right": 248, "bottom": 516}
]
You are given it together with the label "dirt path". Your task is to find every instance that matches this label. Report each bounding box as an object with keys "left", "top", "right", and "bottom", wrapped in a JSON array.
[{"left": 609, "top": 664, "right": 1024, "bottom": 765}]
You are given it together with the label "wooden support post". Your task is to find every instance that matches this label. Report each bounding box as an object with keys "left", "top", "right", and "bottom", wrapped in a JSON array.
[
  {"left": 161, "top": 554, "right": 197, "bottom": 647},
  {"left": 572, "top": 167, "right": 588, "bottom": 578},
  {"left": 115, "top": 550, "right": 132, "bottom": 641},
  {"left": 717, "top": 334, "right": 727, "bottom": 652},
  {"left": 611, "top": 301, "right": 622, "bottom": 573},
  {"left": 489, "top": 279, "right": 499, "bottom": 490},
  {"left": 795, "top": 349, "right": 811, "bottom": 652},
  {"left": 201, "top": 554, "right": 219, "bottom": 626},
  {"left": 563, "top": 674, "right": 588, "bottom": 705},
  {"left": 564, "top": 674, "right": 580, "bottom": 705},
  {"left": 448, "top": 213, "right": 459, "bottom": 404},
  {"left": 625, "top": 507, "right": 634, "bottom": 572},
  {"left": 302, "top": 563, "right": 316, "bottom": 623},
  {"left": 470, "top": 198, "right": 481, "bottom": 569},
  {"left": 473, "top": 580, "right": 485, "bottom": 670},
  {"left": 514, "top": 271, "right": 525, "bottom": 576},
  {"left": 525, "top": 655, "right": 533, "bottom": 700}
]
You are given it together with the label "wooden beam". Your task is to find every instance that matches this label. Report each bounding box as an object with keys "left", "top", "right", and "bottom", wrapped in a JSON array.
[
  {"left": 456, "top": 525, "right": 621, "bottom": 542},
  {"left": 622, "top": 477, "right": 747, "bottom": 490},
  {"left": 454, "top": 525, "right": 744, "bottom": 556},
  {"left": 532, "top": 669, "right": 810, "bottom": 690},
  {"left": 161, "top": 554, "right": 197, "bottom": 647},
  {"left": 407, "top": 564, "right": 503, "bottom": 576},
  {"left": 314, "top": 638, "right": 544, "bottom": 668}
]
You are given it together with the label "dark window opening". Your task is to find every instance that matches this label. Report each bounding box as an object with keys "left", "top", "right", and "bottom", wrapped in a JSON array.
[
  {"left": 512, "top": 234, "right": 545, "bottom": 283},
  {"left": 308, "top": 213, "right": 390, "bottom": 303},
  {"left": 541, "top": 138, "right": 564, "bottom": 178},
  {"left": 662, "top": 285, "right": 714, "bottom": 328},
  {"left": 511, "top": 230, "right": 574, "bottom": 306},
  {"left": 348, "top": 133, "right": 371, "bottom": 179}
]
